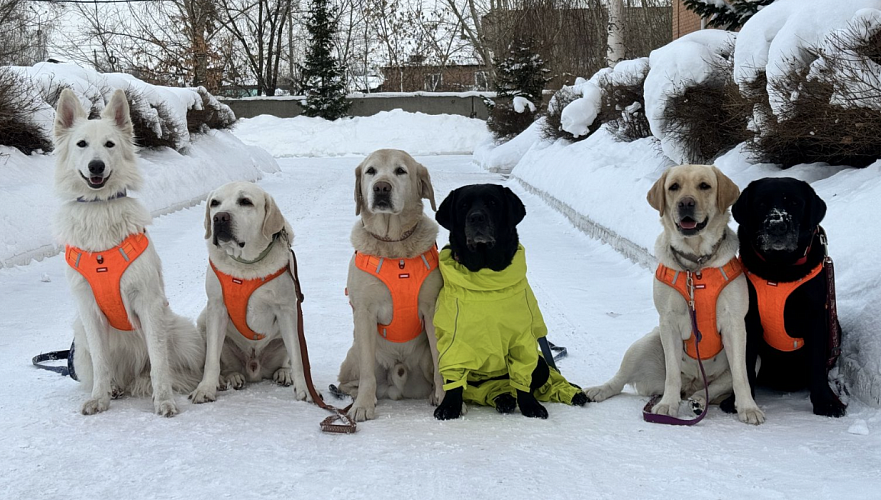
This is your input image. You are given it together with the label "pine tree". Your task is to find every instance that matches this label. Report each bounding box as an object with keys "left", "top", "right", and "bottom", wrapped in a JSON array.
[
  {"left": 682, "top": 0, "right": 777, "bottom": 30},
  {"left": 300, "top": 0, "right": 350, "bottom": 120},
  {"left": 494, "top": 37, "right": 551, "bottom": 105}
]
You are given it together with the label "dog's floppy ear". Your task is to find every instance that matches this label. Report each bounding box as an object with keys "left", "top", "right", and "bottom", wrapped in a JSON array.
[
  {"left": 503, "top": 186, "right": 526, "bottom": 226},
  {"left": 261, "top": 191, "right": 286, "bottom": 240},
  {"left": 203, "top": 192, "right": 214, "bottom": 240},
  {"left": 646, "top": 170, "right": 668, "bottom": 216},
  {"left": 101, "top": 89, "right": 133, "bottom": 137},
  {"left": 436, "top": 188, "right": 457, "bottom": 230},
  {"left": 54, "top": 88, "right": 86, "bottom": 138},
  {"left": 417, "top": 163, "right": 437, "bottom": 211},
  {"left": 712, "top": 166, "right": 740, "bottom": 212},
  {"left": 731, "top": 181, "right": 752, "bottom": 225},
  {"left": 804, "top": 182, "right": 827, "bottom": 228},
  {"left": 354, "top": 164, "right": 364, "bottom": 216}
]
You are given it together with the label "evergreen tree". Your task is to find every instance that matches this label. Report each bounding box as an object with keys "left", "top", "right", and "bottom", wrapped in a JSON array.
[
  {"left": 300, "top": 0, "right": 350, "bottom": 120},
  {"left": 682, "top": 0, "right": 777, "bottom": 30},
  {"left": 494, "top": 37, "right": 551, "bottom": 105}
]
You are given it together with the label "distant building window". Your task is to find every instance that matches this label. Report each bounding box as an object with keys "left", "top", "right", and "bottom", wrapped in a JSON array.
[
  {"left": 474, "top": 71, "right": 488, "bottom": 90},
  {"left": 425, "top": 73, "right": 443, "bottom": 91}
]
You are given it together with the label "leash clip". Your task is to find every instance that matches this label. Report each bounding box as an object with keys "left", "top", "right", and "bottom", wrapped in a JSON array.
[{"left": 686, "top": 272, "right": 696, "bottom": 310}]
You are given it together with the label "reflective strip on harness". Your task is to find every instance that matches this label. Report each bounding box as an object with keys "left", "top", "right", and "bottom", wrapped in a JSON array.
[
  {"left": 353, "top": 246, "right": 439, "bottom": 343},
  {"left": 655, "top": 258, "right": 743, "bottom": 360},
  {"left": 65, "top": 232, "right": 150, "bottom": 331},
  {"left": 210, "top": 262, "right": 288, "bottom": 341}
]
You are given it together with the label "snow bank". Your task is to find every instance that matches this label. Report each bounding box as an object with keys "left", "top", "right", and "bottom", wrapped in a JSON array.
[
  {"left": 472, "top": 118, "right": 545, "bottom": 174},
  {"left": 232, "top": 110, "right": 490, "bottom": 157},
  {"left": 0, "top": 130, "right": 278, "bottom": 268},
  {"left": 560, "top": 81, "right": 601, "bottom": 138},
  {"left": 506, "top": 128, "right": 881, "bottom": 406}
]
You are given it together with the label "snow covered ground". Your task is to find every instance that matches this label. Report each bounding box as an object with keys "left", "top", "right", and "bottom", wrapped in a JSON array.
[
  {"left": 234, "top": 110, "right": 491, "bottom": 157},
  {"left": 2, "top": 155, "right": 879, "bottom": 499}
]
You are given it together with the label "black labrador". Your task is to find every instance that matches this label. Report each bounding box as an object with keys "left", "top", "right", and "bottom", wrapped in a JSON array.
[
  {"left": 433, "top": 184, "right": 587, "bottom": 420},
  {"left": 721, "top": 177, "right": 845, "bottom": 417}
]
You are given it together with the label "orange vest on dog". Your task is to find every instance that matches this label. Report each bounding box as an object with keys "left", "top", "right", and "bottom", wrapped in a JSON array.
[
  {"left": 352, "top": 247, "right": 439, "bottom": 343},
  {"left": 744, "top": 261, "right": 824, "bottom": 352},
  {"left": 655, "top": 258, "right": 743, "bottom": 360},
  {"left": 210, "top": 262, "right": 288, "bottom": 341},
  {"left": 65, "top": 232, "right": 150, "bottom": 331}
]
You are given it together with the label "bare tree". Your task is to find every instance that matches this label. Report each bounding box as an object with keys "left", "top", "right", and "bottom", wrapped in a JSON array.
[
  {"left": 1, "top": 0, "right": 56, "bottom": 66},
  {"left": 607, "top": 0, "right": 625, "bottom": 66}
]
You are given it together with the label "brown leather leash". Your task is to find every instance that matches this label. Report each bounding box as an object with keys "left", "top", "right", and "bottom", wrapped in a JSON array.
[
  {"left": 818, "top": 227, "right": 842, "bottom": 373},
  {"left": 287, "top": 247, "right": 357, "bottom": 434}
]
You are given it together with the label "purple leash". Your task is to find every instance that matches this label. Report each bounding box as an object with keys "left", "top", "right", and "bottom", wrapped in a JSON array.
[{"left": 643, "top": 271, "right": 711, "bottom": 426}]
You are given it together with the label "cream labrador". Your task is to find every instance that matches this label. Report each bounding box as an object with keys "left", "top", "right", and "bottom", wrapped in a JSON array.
[
  {"left": 190, "top": 182, "right": 310, "bottom": 404},
  {"left": 336, "top": 149, "right": 443, "bottom": 421},
  {"left": 585, "top": 164, "right": 765, "bottom": 425}
]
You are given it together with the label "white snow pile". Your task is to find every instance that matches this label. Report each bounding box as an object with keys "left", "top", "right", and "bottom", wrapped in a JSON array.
[
  {"left": 472, "top": 117, "right": 546, "bottom": 174},
  {"left": 512, "top": 95, "right": 536, "bottom": 113},
  {"left": 8, "top": 62, "right": 236, "bottom": 152},
  {"left": 232, "top": 109, "right": 490, "bottom": 157},
  {"left": 644, "top": 29, "right": 736, "bottom": 164},
  {"left": 560, "top": 79, "right": 602, "bottom": 138}
]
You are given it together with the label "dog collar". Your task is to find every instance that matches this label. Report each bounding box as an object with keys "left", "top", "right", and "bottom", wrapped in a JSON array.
[
  {"left": 670, "top": 233, "right": 726, "bottom": 271},
  {"left": 76, "top": 190, "right": 127, "bottom": 203},
  {"left": 228, "top": 230, "right": 287, "bottom": 265},
  {"left": 363, "top": 222, "right": 419, "bottom": 243}
]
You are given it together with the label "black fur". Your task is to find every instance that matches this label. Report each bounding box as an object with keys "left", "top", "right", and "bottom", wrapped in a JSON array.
[{"left": 724, "top": 177, "right": 845, "bottom": 418}]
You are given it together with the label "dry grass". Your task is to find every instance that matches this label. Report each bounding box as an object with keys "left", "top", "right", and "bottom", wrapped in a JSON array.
[{"left": 0, "top": 68, "right": 52, "bottom": 154}]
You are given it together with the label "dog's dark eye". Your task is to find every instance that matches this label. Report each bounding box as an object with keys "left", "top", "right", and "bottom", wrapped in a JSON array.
[
  {"left": 365, "top": 167, "right": 376, "bottom": 175},
  {"left": 395, "top": 167, "right": 406, "bottom": 175},
  {"left": 699, "top": 182, "right": 711, "bottom": 190},
  {"left": 669, "top": 183, "right": 680, "bottom": 192},
  {"left": 487, "top": 199, "right": 497, "bottom": 207},
  {"left": 105, "top": 141, "right": 115, "bottom": 148},
  {"left": 76, "top": 140, "right": 87, "bottom": 148},
  {"left": 238, "top": 198, "right": 253, "bottom": 207},
  {"left": 209, "top": 199, "right": 220, "bottom": 207}
]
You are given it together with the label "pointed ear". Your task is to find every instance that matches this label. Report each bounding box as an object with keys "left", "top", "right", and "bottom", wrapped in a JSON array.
[
  {"left": 436, "top": 188, "right": 457, "bottom": 230},
  {"left": 261, "top": 191, "right": 286, "bottom": 240},
  {"left": 713, "top": 166, "right": 740, "bottom": 212},
  {"left": 503, "top": 186, "right": 526, "bottom": 226},
  {"left": 417, "top": 163, "right": 437, "bottom": 211},
  {"left": 805, "top": 183, "right": 827, "bottom": 228},
  {"left": 54, "top": 88, "right": 86, "bottom": 138},
  {"left": 101, "top": 89, "right": 133, "bottom": 136},
  {"left": 204, "top": 192, "right": 214, "bottom": 240},
  {"left": 354, "top": 164, "right": 363, "bottom": 216},
  {"left": 646, "top": 170, "right": 668, "bottom": 216}
]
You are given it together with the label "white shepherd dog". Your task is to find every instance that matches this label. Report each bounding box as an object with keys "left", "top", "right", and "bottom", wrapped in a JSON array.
[{"left": 54, "top": 88, "right": 204, "bottom": 416}]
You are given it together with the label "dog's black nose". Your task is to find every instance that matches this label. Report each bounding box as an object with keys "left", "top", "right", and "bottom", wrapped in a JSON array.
[
  {"left": 467, "top": 211, "right": 487, "bottom": 225},
  {"left": 373, "top": 181, "right": 392, "bottom": 194},
  {"left": 88, "top": 160, "right": 105, "bottom": 175},
  {"left": 213, "top": 211, "right": 231, "bottom": 224},
  {"left": 677, "top": 197, "right": 696, "bottom": 209},
  {"left": 766, "top": 219, "right": 789, "bottom": 235}
]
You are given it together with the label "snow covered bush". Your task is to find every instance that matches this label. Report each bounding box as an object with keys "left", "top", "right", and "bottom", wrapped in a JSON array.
[
  {"left": 542, "top": 86, "right": 587, "bottom": 142},
  {"left": 0, "top": 68, "right": 52, "bottom": 154},
  {"left": 645, "top": 30, "right": 747, "bottom": 164},
  {"left": 592, "top": 58, "right": 651, "bottom": 142},
  {"left": 487, "top": 38, "right": 549, "bottom": 141}
]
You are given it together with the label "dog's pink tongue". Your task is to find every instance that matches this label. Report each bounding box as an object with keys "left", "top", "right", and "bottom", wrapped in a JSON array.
[
  {"left": 679, "top": 219, "right": 697, "bottom": 229},
  {"left": 90, "top": 176, "right": 103, "bottom": 185}
]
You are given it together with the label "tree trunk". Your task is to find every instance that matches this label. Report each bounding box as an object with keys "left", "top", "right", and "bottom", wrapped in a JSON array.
[{"left": 607, "top": 0, "right": 626, "bottom": 67}]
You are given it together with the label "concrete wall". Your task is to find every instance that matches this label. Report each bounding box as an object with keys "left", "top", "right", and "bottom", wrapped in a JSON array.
[{"left": 220, "top": 94, "right": 494, "bottom": 120}]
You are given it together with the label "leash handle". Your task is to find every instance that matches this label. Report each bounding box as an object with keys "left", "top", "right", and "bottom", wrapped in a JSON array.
[
  {"left": 32, "top": 350, "right": 73, "bottom": 377},
  {"left": 288, "top": 249, "right": 357, "bottom": 434},
  {"left": 643, "top": 271, "right": 710, "bottom": 426}
]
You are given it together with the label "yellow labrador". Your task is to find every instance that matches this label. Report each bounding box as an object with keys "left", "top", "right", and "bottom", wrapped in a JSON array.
[
  {"left": 190, "top": 182, "right": 310, "bottom": 404},
  {"left": 336, "top": 149, "right": 443, "bottom": 421},
  {"left": 585, "top": 165, "right": 765, "bottom": 425}
]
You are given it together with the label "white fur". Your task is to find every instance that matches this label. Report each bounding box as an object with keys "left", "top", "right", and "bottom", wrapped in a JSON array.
[
  {"left": 190, "top": 182, "right": 311, "bottom": 404},
  {"left": 585, "top": 165, "right": 765, "bottom": 425},
  {"left": 54, "top": 89, "right": 204, "bottom": 417},
  {"left": 338, "top": 149, "right": 444, "bottom": 422}
]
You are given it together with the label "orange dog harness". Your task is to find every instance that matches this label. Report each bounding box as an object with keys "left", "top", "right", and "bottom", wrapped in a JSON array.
[
  {"left": 352, "top": 247, "right": 439, "bottom": 343},
  {"left": 210, "top": 262, "right": 288, "bottom": 341},
  {"left": 655, "top": 258, "right": 743, "bottom": 360},
  {"left": 745, "top": 262, "right": 824, "bottom": 352},
  {"left": 65, "top": 232, "right": 150, "bottom": 331}
]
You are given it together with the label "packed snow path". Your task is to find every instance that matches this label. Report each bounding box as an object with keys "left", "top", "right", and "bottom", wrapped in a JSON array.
[{"left": 2, "top": 156, "right": 878, "bottom": 499}]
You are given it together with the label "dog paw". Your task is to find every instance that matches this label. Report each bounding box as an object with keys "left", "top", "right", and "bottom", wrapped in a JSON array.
[
  {"left": 493, "top": 393, "right": 517, "bottom": 414},
  {"left": 154, "top": 398, "right": 179, "bottom": 418},
  {"left": 517, "top": 392, "right": 548, "bottom": 419},
  {"left": 224, "top": 372, "right": 245, "bottom": 390},
  {"left": 434, "top": 402, "right": 462, "bottom": 420},
  {"left": 429, "top": 388, "right": 444, "bottom": 406},
  {"left": 189, "top": 383, "right": 217, "bottom": 404},
  {"left": 111, "top": 384, "right": 125, "bottom": 400},
  {"left": 583, "top": 385, "right": 615, "bottom": 403},
  {"left": 273, "top": 368, "right": 293, "bottom": 387},
  {"left": 81, "top": 396, "right": 110, "bottom": 415},
  {"left": 571, "top": 392, "right": 589, "bottom": 407},
  {"left": 651, "top": 399, "right": 679, "bottom": 418},
  {"left": 689, "top": 397, "right": 706, "bottom": 416},
  {"left": 290, "top": 376, "right": 311, "bottom": 402},
  {"left": 349, "top": 402, "right": 376, "bottom": 422},
  {"left": 719, "top": 395, "right": 737, "bottom": 414},
  {"left": 738, "top": 405, "right": 766, "bottom": 425},
  {"left": 812, "top": 398, "right": 847, "bottom": 418}
]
